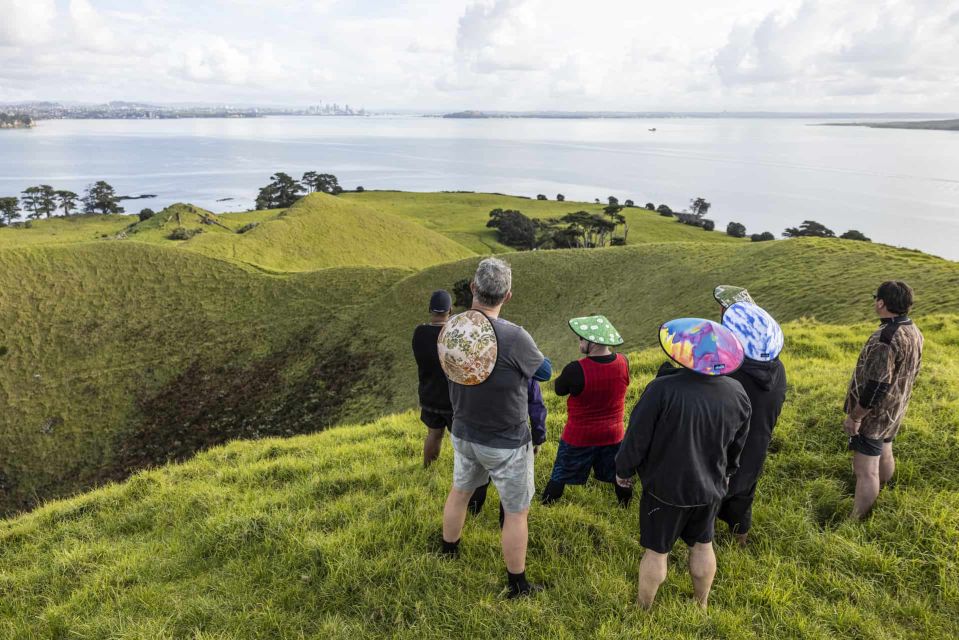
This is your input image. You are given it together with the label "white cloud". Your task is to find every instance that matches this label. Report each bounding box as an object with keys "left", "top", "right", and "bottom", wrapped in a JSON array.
[
  {"left": 0, "top": 0, "right": 57, "bottom": 47},
  {"left": 69, "top": 0, "right": 117, "bottom": 53}
]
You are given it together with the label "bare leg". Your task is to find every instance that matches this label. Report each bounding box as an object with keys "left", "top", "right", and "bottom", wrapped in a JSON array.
[
  {"left": 636, "top": 550, "right": 668, "bottom": 609},
  {"left": 879, "top": 442, "right": 895, "bottom": 486},
  {"left": 851, "top": 452, "right": 881, "bottom": 520},
  {"left": 423, "top": 428, "right": 444, "bottom": 467},
  {"left": 442, "top": 487, "right": 473, "bottom": 543},
  {"left": 501, "top": 509, "right": 529, "bottom": 573},
  {"left": 688, "top": 543, "right": 716, "bottom": 609}
]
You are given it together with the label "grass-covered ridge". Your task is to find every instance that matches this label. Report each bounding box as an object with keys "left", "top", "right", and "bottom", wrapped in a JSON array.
[
  {"left": 342, "top": 191, "right": 742, "bottom": 253},
  {"left": 2, "top": 318, "right": 957, "bottom": 639}
]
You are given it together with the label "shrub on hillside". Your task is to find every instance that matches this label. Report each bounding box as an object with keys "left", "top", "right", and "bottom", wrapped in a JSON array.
[
  {"left": 0, "top": 346, "right": 8, "bottom": 357},
  {"left": 624, "top": 199, "right": 635, "bottom": 207},
  {"left": 452, "top": 278, "right": 473, "bottom": 309},
  {"left": 237, "top": 222, "right": 259, "bottom": 234},
  {"left": 726, "top": 221, "right": 746, "bottom": 238},
  {"left": 168, "top": 227, "right": 203, "bottom": 241},
  {"left": 645, "top": 202, "right": 655, "bottom": 210},
  {"left": 656, "top": 204, "right": 673, "bottom": 217},
  {"left": 702, "top": 219, "right": 715, "bottom": 232},
  {"left": 751, "top": 231, "right": 775, "bottom": 242},
  {"left": 536, "top": 194, "right": 547, "bottom": 201},
  {"left": 487, "top": 208, "right": 538, "bottom": 250},
  {"left": 783, "top": 220, "right": 835, "bottom": 238},
  {"left": 138, "top": 208, "right": 156, "bottom": 222},
  {"left": 840, "top": 229, "right": 871, "bottom": 241},
  {"left": 556, "top": 194, "right": 565, "bottom": 201},
  {"left": 356, "top": 186, "right": 365, "bottom": 193}
]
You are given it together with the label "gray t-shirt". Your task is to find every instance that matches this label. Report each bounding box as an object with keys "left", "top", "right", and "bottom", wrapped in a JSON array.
[{"left": 450, "top": 317, "right": 545, "bottom": 449}]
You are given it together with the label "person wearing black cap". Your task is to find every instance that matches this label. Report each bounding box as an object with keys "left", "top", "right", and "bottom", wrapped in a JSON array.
[{"left": 412, "top": 289, "right": 454, "bottom": 466}]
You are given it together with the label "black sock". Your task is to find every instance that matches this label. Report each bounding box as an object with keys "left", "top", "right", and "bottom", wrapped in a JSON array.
[
  {"left": 507, "top": 570, "right": 531, "bottom": 595},
  {"left": 614, "top": 483, "right": 633, "bottom": 508},
  {"left": 468, "top": 480, "right": 490, "bottom": 515},
  {"left": 441, "top": 538, "right": 460, "bottom": 556},
  {"left": 541, "top": 480, "right": 565, "bottom": 505}
]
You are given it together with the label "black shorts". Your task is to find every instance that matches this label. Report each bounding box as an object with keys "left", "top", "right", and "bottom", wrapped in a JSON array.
[
  {"left": 548, "top": 440, "right": 619, "bottom": 485},
  {"left": 639, "top": 491, "right": 720, "bottom": 554},
  {"left": 420, "top": 409, "right": 453, "bottom": 431},
  {"left": 848, "top": 434, "right": 893, "bottom": 457}
]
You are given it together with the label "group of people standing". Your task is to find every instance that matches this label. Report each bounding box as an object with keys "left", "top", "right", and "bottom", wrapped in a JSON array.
[{"left": 412, "top": 257, "right": 923, "bottom": 607}]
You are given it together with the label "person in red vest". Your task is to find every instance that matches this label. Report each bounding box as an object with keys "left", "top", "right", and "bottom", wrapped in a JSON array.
[{"left": 542, "top": 315, "right": 632, "bottom": 507}]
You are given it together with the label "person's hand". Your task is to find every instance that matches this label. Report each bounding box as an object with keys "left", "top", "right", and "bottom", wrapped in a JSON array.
[
  {"left": 843, "top": 415, "right": 861, "bottom": 437},
  {"left": 615, "top": 475, "right": 633, "bottom": 489}
]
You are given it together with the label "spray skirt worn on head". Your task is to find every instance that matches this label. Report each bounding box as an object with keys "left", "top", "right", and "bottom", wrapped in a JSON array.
[
  {"left": 659, "top": 318, "right": 744, "bottom": 376},
  {"left": 713, "top": 284, "right": 755, "bottom": 309},
  {"left": 722, "top": 301, "right": 784, "bottom": 362},
  {"left": 568, "top": 315, "right": 623, "bottom": 346},
  {"left": 438, "top": 310, "right": 498, "bottom": 385}
]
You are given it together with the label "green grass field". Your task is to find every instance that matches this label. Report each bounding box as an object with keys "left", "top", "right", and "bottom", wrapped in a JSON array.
[
  {"left": 342, "top": 191, "right": 742, "bottom": 253},
  {"left": 1, "top": 318, "right": 957, "bottom": 639},
  {"left": 1, "top": 189, "right": 958, "bottom": 637}
]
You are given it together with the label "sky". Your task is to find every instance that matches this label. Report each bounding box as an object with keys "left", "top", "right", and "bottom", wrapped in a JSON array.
[{"left": 1, "top": 0, "right": 958, "bottom": 112}]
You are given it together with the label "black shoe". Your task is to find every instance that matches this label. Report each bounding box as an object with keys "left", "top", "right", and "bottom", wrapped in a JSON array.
[
  {"left": 435, "top": 536, "right": 460, "bottom": 559},
  {"left": 507, "top": 583, "right": 544, "bottom": 599}
]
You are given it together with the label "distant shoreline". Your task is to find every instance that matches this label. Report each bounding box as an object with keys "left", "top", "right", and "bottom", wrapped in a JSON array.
[
  {"left": 822, "top": 118, "right": 959, "bottom": 131},
  {"left": 438, "top": 110, "right": 955, "bottom": 121}
]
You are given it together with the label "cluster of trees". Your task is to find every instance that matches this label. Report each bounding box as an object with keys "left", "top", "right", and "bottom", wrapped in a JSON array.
[
  {"left": 254, "top": 172, "right": 344, "bottom": 209},
  {"left": 487, "top": 202, "right": 629, "bottom": 251},
  {"left": 0, "top": 181, "right": 125, "bottom": 226},
  {"left": 783, "top": 220, "right": 870, "bottom": 241}
]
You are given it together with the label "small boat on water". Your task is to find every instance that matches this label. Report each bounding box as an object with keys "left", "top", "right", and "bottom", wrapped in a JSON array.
[{"left": 648, "top": 127, "right": 657, "bottom": 132}]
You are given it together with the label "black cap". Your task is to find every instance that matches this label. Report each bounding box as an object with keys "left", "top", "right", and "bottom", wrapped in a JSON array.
[{"left": 429, "top": 289, "right": 452, "bottom": 313}]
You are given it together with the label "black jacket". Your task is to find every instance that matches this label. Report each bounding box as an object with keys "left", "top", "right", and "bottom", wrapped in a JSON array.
[
  {"left": 412, "top": 324, "right": 452, "bottom": 414},
  {"left": 726, "top": 358, "right": 787, "bottom": 496},
  {"left": 615, "top": 364, "right": 752, "bottom": 506}
]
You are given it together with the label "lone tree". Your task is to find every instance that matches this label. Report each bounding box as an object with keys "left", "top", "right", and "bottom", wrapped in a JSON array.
[
  {"left": 690, "top": 197, "right": 711, "bottom": 218},
  {"left": 536, "top": 194, "right": 547, "bottom": 201},
  {"left": 0, "top": 197, "right": 19, "bottom": 225},
  {"left": 751, "top": 231, "right": 775, "bottom": 242},
  {"left": 556, "top": 193, "right": 565, "bottom": 202},
  {"left": 487, "top": 208, "right": 538, "bottom": 250},
  {"left": 624, "top": 199, "right": 635, "bottom": 207},
  {"left": 645, "top": 202, "right": 655, "bottom": 210},
  {"left": 702, "top": 219, "right": 715, "bottom": 232},
  {"left": 608, "top": 196, "right": 619, "bottom": 206},
  {"left": 783, "top": 220, "right": 835, "bottom": 238},
  {"left": 138, "top": 208, "right": 156, "bottom": 221},
  {"left": 301, "top": 172, "right": 341, "bottom": 195},
  {"left": 656, "top": 204, "right": 673, "bottom": 217},
  {"left": 83, "top": 181, "right": 124, "bottom": 214},
  {"left": 726, "top": 221, "right": 747, "bottom": 238},
  {"left": 55, "top": 190, "right": 79, "bottom": 216},
  {"left": 840, "top": 229, "right": 871, "bottom": 241},
  {"left": 256, "top": 173, "right": 304, "bottom": 209}
]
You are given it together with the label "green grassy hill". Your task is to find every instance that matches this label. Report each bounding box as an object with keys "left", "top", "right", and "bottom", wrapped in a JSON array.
[
  {"left": 2, "top": 318, "right": 957, "bottom": 639},
  {"left": 2, "top": 224, "right": 958, "bottom": 514},
  {"left": 0, "top": 214, "right": 131, "bottom": 248},
  {"left": 0, "top": 241, "right": 408, "bottom": 513},
  {"left": 352, "top": 238, "right": 959, "bottom": 418},
  {"left": 342, "top": 191, "right": 742, "bottom": 253}
]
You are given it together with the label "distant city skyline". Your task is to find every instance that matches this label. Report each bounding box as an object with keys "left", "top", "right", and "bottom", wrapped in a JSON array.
[{"left": 2, "top": 0, "right": 958, "bottom": 112}]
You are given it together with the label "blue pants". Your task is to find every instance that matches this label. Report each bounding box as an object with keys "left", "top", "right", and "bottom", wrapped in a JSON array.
[{"left": 548, "top": 440, "right": 620, "bottom": 485}]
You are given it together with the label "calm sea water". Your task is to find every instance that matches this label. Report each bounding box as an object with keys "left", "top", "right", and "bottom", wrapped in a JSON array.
[{"left": 2, "top": 116, "right": 957, "bottom": 259}]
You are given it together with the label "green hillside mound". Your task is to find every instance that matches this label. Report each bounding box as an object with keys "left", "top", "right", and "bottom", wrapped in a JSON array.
[
  {"left": 0, "top": 241, "right": 408, "bottom": 513},
  {"left": 182, "top": 193, "right": 475, "bottom": 272},
  {"left": 2, "top": 235, "right": 958, "bottom": 514},
  {"left": 354, "top": 238, "right": 959, "bottom": 417},
  {"left": 0, "top": 214, "right": 130, "bottom": 249},
  {"left": 2, "top": 322, "right": 957, "bottom": 639},
  {"left": 343, "top": 191, "right": 742, "bottom": 253},
  {"left": 124, "top": 203, "right": 236, "bottom": 241}
]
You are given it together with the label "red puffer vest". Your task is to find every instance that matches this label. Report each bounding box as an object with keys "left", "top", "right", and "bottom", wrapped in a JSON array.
[{"left": 561, "top": 354, "right": 629, "bottom": 447}]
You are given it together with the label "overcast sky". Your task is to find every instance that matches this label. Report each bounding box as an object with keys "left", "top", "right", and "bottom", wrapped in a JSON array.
[{"left": 2, "top": 0, "right": 958, "bottom": 111}]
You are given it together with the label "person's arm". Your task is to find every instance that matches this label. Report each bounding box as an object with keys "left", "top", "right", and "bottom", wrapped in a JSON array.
[
  {"left": 553, "top": 361, "right": 584, "bottom": 397},
  {"left": 725, "top": 397, "right": 752, "bottom": 479},
  {"left": 528, "top": 380, "right": 547, "bottom": 447},
  {"left": 845, "top": 339, "right": 896, "bottom": 435},
  {"left": 533, "top": 357, "right": 552, "bottom": 382},
  {"left": 615, "top": 383, "right": 662, "bottom": 483}
]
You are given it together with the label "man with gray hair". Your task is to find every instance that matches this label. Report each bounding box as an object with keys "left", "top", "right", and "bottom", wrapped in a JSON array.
[{"left": 440, "top": 257, "right": 552, "bottom": 598}]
